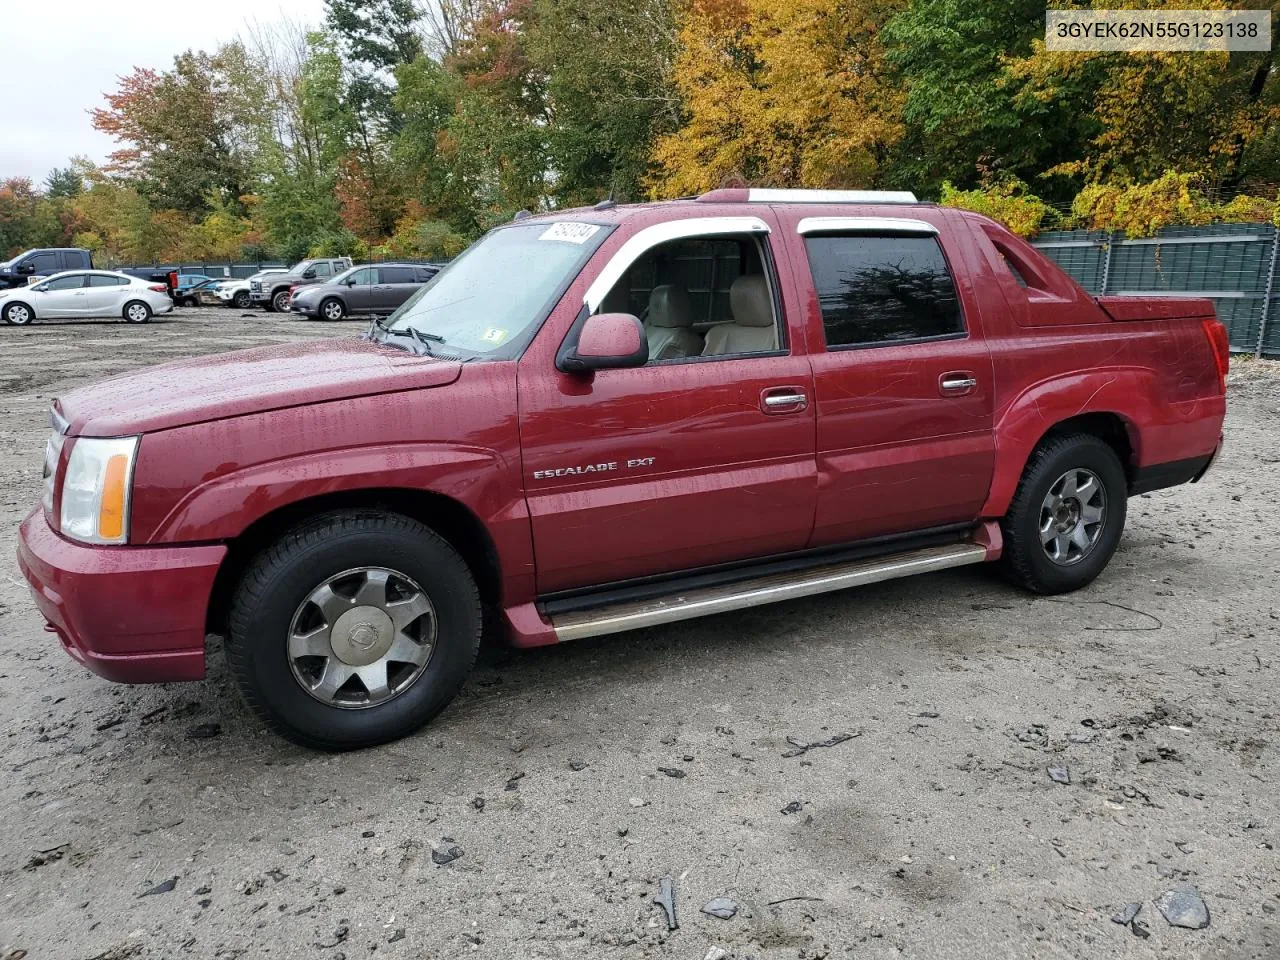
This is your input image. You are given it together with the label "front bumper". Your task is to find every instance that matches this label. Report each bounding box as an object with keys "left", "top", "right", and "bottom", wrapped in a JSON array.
[{"left": 16, "top": 509, "right": 225, "bottom": 683}]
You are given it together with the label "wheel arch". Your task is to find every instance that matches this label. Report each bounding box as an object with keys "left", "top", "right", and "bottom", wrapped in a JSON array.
[
  {"left": 984, "top": 381, "right": 1145, "bottom": 519},
  {"left": 3, "top": 298, "right": 36, "bottom": 321},
  {"left": 206, "top": 487, "right": 503, "bottom": 637}
]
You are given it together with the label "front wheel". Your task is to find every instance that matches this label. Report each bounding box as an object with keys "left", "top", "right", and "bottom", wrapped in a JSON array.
[
  {"left": 123, "top": 300, "right": 153, "bottom": 323},
  {"left": 227, "top": 511, "right": 482, "bottom": 749},
  {"left": 3, "top": 301, "right": 33, "bottom": 325},
  {"left": 232, "top": 291, "right": 251, "bottom": 309},
  {"left": 320, "top": 297, "right": 345, "bottom": 321},
  {"left": 271, "top": 290, "right": 291, "bottom": 313},
  {"left": 1001, "top": 433, "right": 1128, "bottom": 594}
]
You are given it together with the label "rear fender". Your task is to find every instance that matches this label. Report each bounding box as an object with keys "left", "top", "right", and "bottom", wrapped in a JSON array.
[{"left": 982, "top": 369, "right": 1147, "bottom": 517}]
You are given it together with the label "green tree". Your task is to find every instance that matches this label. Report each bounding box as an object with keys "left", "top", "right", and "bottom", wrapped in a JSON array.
[
  {"left": 528, "top": 0, "right": 680, "bottom": 204},
  {"left": 881, "top": 0, "right": 1092, "bottom": 198},
  {"left": 43, "top": 167, "right": 83, "bottom": 199}
]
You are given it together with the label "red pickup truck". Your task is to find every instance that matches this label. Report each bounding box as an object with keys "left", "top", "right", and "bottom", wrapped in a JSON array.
[{"left": 18, "top": 189, "right": 1228, "bottom": 749}]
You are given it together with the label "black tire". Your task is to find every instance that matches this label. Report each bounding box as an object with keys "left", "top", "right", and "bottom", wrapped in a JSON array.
[
  {"left": 319, "top": 297, "right": 346, "bottom": 321},
  {"left": 227, "top": 510, "right": 482, "bottom": 750},
  {"left": 123, "top": 300, "right": 153, "bottom": 323},
  {"left": 271, "top": 289, "right": 291, "bottom": 313},
  {"left": 232, "top": 291, "right": 251, "bottom": 309},
  {"left": 3, "top": 300, "right": 34, "bottom": 325},
  {"left": 1001, "top": 433, "right": 1127, "bottom": 594}
]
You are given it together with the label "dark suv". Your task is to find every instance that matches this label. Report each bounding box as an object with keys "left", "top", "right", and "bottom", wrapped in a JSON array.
[
  {"left": 288, "top": 262, "right": 439, "bottom": 321},
  {"left": 0, "top": 249, "right": 93, "bottom": 289}
]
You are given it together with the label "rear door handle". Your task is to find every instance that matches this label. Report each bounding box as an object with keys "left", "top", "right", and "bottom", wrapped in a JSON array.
[
  {"left": 939, "top": 372, "right": 978, "bottom": 395},
  {"left": 761, "top": 386, "right": 808, "bottom": 414}
]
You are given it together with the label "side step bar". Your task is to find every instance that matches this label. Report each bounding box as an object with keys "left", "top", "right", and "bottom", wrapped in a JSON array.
[{"left": 550, "top": 542, "right": 989, "bottom": 642}]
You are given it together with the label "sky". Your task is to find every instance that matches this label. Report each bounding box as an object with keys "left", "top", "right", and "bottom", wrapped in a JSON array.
[{"left": 2, "top": 0, "right": 325, "bottom": 184}]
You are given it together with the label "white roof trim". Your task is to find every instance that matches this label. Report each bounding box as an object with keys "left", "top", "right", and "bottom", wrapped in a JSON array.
[
  {"left": 749, "top": 189, "right": 918, "bottom": 204},
  {"left": 797, "top": 216, "right": 938, "bottom": 236},
  {"left": 584, "top": 216, "right": 770, "bottom": 312}
]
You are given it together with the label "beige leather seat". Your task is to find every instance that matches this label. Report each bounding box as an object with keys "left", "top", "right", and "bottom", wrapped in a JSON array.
[
  {"left": 645, "top": 285, "right": 703, "bottom": 361},
  {"left": 702, "top": 275, "right": 777, "bottom": 356}
]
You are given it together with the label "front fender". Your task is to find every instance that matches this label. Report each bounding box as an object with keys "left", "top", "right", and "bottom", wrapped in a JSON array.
[
  {"left": 146, "top": 443, "right": 513, "bottom": 544},
  {"left": 981, "top": 368, "right": 1150, "bottom": 517}
]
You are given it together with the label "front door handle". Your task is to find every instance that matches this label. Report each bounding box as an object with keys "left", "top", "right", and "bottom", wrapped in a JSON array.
[
  {"left": 761, "top": 387, "right": 808, "bottom": 414},
  {"left": 939, "top": 372, "right": 977, "bottom": 395}
]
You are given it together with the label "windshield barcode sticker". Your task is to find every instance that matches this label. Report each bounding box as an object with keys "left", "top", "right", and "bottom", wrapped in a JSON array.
[{"left": 539, "top": 222, "right": 601, "bottom": 244}]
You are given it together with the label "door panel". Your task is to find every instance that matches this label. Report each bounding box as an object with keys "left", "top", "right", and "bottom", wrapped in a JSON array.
[
  {"left": 808, "top": 340, "right": 995, "bottom": 544},
  {"left": 369, "top": 267, "right": 398, "bottom": 311},
  {"left": 82, "top": 276, "right": 126, "bottom": 313},
  {"left": 38, "top": 274, "right": 88, "bottom": 317},
  {"left": 771, "top": 209, "right": 996, "bottom": 547},
  {"left": 518, "top": 212, "right": 819, "bottom": 594},
  {"left": 519, "top": 355, "right": 817, "bottom": 592},
  {"left": 342, "top": 268, "right": 375, "bottom": 311}
]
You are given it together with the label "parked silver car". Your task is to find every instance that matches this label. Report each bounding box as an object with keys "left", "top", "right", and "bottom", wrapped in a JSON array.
[{"left": 288, "top": 263, "right": 440, "bottom": 321}]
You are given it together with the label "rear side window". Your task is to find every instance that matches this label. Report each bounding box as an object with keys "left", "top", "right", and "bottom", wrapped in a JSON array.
[
  {"left": 87, "top": 274, "right": 127, "bottom": 287},
  {"left": 804, "top": 234, "right": 964, "bottom": 348},
  {"left": 380, "top": 266, "right": 416, "bottom": 284}
]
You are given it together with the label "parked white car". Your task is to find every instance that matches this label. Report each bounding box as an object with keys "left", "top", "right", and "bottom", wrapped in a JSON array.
[{"left": 0, "top": 270, "right": 174, "bottom": 325}]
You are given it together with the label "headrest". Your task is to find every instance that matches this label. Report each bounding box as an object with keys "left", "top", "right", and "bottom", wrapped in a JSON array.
[
  {"left": 648, "top": 284, "right": 694, "bottom": 328},
  {"left": 729, "top": 275, "right": 773, "bottom": 327}
]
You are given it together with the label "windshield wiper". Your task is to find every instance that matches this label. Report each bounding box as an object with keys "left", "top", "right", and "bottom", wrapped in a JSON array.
[{"left": 375, "top": 326, "right": 447, "bottom": 357}]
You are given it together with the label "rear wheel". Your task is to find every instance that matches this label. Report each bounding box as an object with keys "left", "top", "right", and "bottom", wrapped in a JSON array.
[
  {"left": 320, "top": 297, "right": 346, "bottom": 321},
  {"left": 1001, "top": 433, "right": 1127, "bottom": 594},
  {"left": 3, "top": 301, "right": 33, "bottom": 325},
  {"left": 123, "top": 300, "right": 152, "bottom": 324},
  {"left": 271, "top": 289, "right": 291, "bottom": 313},
  {"left": 227, "top": 511, "right": 482, "bottom": 750}
]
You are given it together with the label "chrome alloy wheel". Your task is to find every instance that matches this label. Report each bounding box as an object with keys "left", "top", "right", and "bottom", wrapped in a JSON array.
[
  {"left": 287, "top": 567, "right": 436, "bottom": 709},
  {"left": 5, "top": 303, "right": 32, "bottom": 324},
  {"left": 322, "top": 299, "right": 344, "bottom": 320},
  {"left": 1039, "top": 468, "right": 1106, "bottom": 566},
  {"left": 126, "top": 302, "right": 150, "bottom": 322}
]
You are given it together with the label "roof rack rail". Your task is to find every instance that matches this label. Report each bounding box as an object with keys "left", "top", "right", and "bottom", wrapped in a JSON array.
[{"left": 695, "top": 188, "right": 918, "bottom": 204}]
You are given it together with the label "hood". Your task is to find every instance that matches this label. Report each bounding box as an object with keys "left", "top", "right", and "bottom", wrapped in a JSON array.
[{"left": 57, "top": 337, "right": 462, "bottom": 437}]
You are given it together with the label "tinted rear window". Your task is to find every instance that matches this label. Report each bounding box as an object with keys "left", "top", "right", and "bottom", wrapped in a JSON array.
[{"left": 804, "top": 234, "right": 964, "bottom": 348}]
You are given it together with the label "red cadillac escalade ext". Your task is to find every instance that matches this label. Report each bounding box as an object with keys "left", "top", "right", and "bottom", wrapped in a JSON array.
[{"left": 17, "top": 189, "right": 1229, "bottom": 749}]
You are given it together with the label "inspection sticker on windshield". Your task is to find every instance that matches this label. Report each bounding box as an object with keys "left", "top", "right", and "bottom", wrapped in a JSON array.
[
  {"left": 539, "top": 222, "right": 601, "bottom": 245},
  {"left": 481, "top": 327, "right": 508, "bottom": 344}
]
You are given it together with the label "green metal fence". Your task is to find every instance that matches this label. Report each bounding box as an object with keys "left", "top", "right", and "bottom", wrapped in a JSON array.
[{"left": 1032, "top": 224, "right": 1280, "bottom": 358}]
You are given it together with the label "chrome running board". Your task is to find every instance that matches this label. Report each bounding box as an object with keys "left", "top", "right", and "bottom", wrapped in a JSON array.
[{"left": 550, "top": 542, "right": 988, "bottom": 642}]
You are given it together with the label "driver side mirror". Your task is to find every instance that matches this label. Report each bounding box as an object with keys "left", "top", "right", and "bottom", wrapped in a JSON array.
[
  {"left": 345, "top": 277, "right": 357, "bottom": 287},
  {"left": 302, "top": 269, "right": 316, "bottom": 279},
  {"left": 557, "top": 312, "right": 648, "bottom": 373}
]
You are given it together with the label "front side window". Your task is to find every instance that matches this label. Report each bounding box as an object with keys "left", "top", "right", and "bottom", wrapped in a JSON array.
[
  {"left": 383, "top": 220, "right": 609, "bottom": 359},
  {"left": 804, "top": 234, "right": 964, "bottom": 348},
  {"left": 313, "top": 262, "right": 332, "bottom": 278},
  {"left": 596, "top": 233, "right": 782, "bottom": 363},
  {"left": 44, "top": 274, "right": 85, "bottom": 291},
  {"left": 28, "top": 253, "right": 58, "bottom": 273},
  {"left": 343, "top": 268, "right": 374, "bottom": 285}
]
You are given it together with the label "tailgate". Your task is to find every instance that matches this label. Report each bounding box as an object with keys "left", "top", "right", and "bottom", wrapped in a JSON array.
[{"left": 1095, "top": 295, "right": 1216, "bottom": 322}]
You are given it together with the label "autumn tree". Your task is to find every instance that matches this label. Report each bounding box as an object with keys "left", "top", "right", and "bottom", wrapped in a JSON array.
[
  {"left": 650, "top": 0, "right": 907, "bottom": 195},
  {"left": 92, "top": 44, "right": 265, "bottom": 214}
]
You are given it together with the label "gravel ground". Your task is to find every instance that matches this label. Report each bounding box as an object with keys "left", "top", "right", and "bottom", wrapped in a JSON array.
[{"left": 0, "top": 307, "right": 1277, "bottom": 960}]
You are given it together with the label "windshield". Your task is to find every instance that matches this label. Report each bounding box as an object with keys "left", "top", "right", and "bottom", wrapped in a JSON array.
[
  {"left": 382, "top": 221, "right": 609, "bottom": 358},
  {"left": 289, "top": 260, "right": 312, "bottom": 273}
]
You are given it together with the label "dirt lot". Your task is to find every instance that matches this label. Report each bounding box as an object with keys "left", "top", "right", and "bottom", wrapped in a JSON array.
[{"left": 0, "top": 306, "right": 1277, "bottom": 960}]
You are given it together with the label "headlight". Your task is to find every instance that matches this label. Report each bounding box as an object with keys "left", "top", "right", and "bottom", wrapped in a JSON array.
[{"left": 59, "top": 436, "right": 140, "bottom": 544}]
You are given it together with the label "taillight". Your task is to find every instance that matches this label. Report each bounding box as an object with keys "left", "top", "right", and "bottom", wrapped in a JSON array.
[
  {"left": 148, "top": 284, "right": 167, "bottom": 293},
  {"left": 1201, "top": 317, "right": 1230, "bottom": 393}
]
